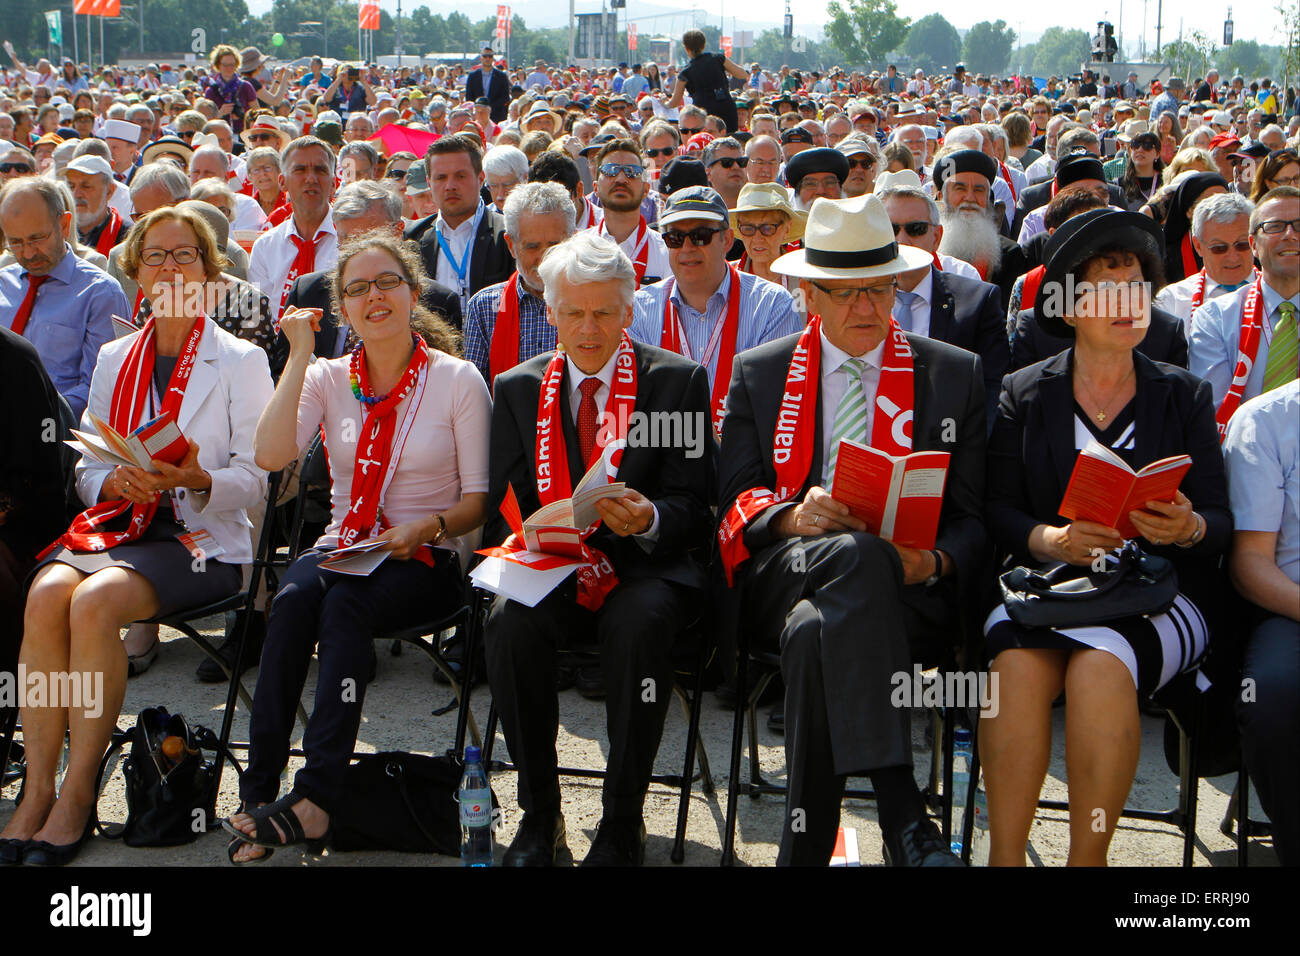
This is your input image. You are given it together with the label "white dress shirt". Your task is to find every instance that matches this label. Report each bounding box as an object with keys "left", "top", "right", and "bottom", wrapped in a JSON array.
[
  {"left": 231, "top": 192, "right": 268, "bottom": 233},
  {"left": 592, "top": 218, "right": 671, "bottom": 286},
  {"left": 110, "top": 180, "right": 134, "bottom": 221},
  {"left": 247, "top": 213, "right": 339, "bottom": 323},
  {"left": 433, "top": 202, "right": 483, "bottom": 312},
  {"left": 818, "top": 329, "right": 886, "bottom": 485},
  {"left": 938, "top": 255, "right": 980, "bottom": 280},
  {"left": 563, "top": 350, "right": 659, "bottom": 544},
  {"left": 1152, "top": 270, "right": 1253, "bottom": 326}
]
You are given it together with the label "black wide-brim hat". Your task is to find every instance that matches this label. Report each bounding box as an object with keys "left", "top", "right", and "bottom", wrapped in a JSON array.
[{"left": 1034, "top": 208, "right": 1165, "bottom": 338}]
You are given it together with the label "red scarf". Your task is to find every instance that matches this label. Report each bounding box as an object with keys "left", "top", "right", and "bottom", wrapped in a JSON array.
[
  {"left": 718, "top": 315, "right": 915, "bottom": 583},
  {"left": 659, "top": 263, "right": 742, "bottom": 438},
  {"left": 256, "top": 189, "right": 292, "bottom": 227},
  {"left": 489, "top": 272, "right": 524, "bottom": 386},
  {"left": 601, "top": 216, "right": 651, "bottom": 286},
  {"left": 280, "top": 225, "right": 326, "bottom": 316},
  {"left": 998, "top": 160, "right": 1018, "bottom": 202},
  {"left": 577, "top": 197, "right": 601, "bottom": 230},
  {"left": 93, "top": 207, "right": 124, "bottom": 256},
  {"left": 1190, "top": 269, "right": 1209, "bottom": 310},
  {"left": 1021, "top": 265, "right": 1046, "bottom": 312},
  {"left": 339, "top": 333, "right": 433, "bottom": 564},
  {"left": 531, "top": 333, "right": 639, "bottom": 610},
  {"left": 932, "top": 251, "right": 943, "bottom": 270},
  {"left": 1180, "top": 233, "right": 1199, "bottom": 279},
  {"left": 43, "top": 317, "right": 204, "bottom": 556},
  {"left": 1214, "top": 279, "right": 1267, "bottom": 441}
]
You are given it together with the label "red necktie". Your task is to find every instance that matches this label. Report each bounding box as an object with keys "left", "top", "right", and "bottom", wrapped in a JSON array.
[
  {"left": 577, "top": 377, "right": 601, "bottom": 466},
  {"left": 289, "top": 231, "right": 321, "bottom": 278},
  {"left": 8, "top": 273, "right": 49, "bottom": 337}
]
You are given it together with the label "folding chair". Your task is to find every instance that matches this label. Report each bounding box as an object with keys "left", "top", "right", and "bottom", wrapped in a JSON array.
[
  {"left": 957, "top": 668, "right": 1207, "bottom": 867},
  {"left": 719, "top": 624, "right": 961, "bottom": 866},
  {"left": 1222, "top": 759, "right": 1274, "bottom": 866},
  {"left": 478, "top": 608, "right": 716, "bottom": 864}
]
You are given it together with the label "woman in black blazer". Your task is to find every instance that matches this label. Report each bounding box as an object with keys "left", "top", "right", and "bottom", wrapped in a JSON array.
[{"left": 980, "top": 210, "right": 1232, "bottom": 866}]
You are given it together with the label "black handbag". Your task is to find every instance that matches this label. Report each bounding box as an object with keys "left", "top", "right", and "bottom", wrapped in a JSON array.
[
  {"left": 1000, "top": 541, "right": 1179, "bottom": 629},
  {"left": 94, "top": 706, "right": 240, "bottom": 847},
  {"left": 330, "top": 751, "right": 498, "bottom": 855}
]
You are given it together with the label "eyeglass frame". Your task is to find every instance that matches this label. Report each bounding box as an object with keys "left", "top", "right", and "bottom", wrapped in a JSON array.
[
  {"left": 661, "top": 226, "right": 726, "bottom": 248},
  {"left": 139, "top": 245, "right": 201, "bottom": 266},
  {"left": 805, "top": 277, "right": 898, "bottom": 307},
  {"left": 341, "top": 271, "right": 413, "bottom": 298}
]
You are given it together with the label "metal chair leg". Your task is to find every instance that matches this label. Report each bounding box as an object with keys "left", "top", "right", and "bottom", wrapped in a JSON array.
[
  {"left": 1237, "top": 762, "right": 1250, "bottom": 868},
  {"left": 720, "top": 634, "right": 750, "bottom": 866},
  {"left": 961, "top": 718, "right": 980, "bottom": 865},
  {"left": 1179, "top": 701, "right": 1200, "bottom": 868},
  {"left": 671, "top": 644, "right": 709, "bottom": 864}
]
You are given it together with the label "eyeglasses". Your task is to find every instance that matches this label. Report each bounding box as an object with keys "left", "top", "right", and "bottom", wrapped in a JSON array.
[
  {"left": 5, "top": 230, "right": 56, "bottom": 252},
  {"left": 343, "top": 271, "right": 411, "bottom": 298},
  {"left": 0, "top": 163, "right": 34, "bottom": 174},
  {"left": 846, "top": 157, "right": 875, "bottom": 170},
  {"left": 708, "top": 156, "right": 749, "bottom": 169},
  {"left": 679, "top": 126, "right": 703, "bottom": 137},
  {"left": 891, "top": 220, "right": 933, "bottom": 238},
  {"left": 662, "top": 226, "right": 724, "bottom": 248},
  {"left": 246, "top": 131, "right": 277, "bottom": 143},
  {"left": 798, "top": 175, "right": 842, "bottom": 194},
  {"left": 1204, "top": 239, "right": 1253, "bottom": 255},
  {"left": 598, "top": 162, "right": 645, "bottom": 179},
  {"left": 807, "top": 278, "right": 897, "bottom": 306},
  {"left": 644, "top": 146, "right": 677, "bottom": 158},
  {"left": 139, "top": 246, "right": 200, "bottom": 266},
  {"left": 736, "top": 221, "right": 786, "bottom": 237},
  {"left": 1255, "top": 218, "right": 1300, "bottom": 236}
]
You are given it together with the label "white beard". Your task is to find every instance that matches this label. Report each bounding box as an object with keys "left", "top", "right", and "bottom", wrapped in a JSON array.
[{"left": 938, "top": 203, "right": 1003, "bottom": 273}]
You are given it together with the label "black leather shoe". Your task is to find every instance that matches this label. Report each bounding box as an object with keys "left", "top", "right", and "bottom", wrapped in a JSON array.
[
  {"left": 581, "top": 817, "right": 647, "bottom": 867},
  {"left": 23, "top": 817, "right": 94, "bottom": 867},
  {"left": 502, "top": 811, "right": 569, "bottom": 866},
  {"left": 767, "top": 702, "right": 785, "bottom": 734},
  {"left": 882, "top": 818, "right": 965, "bottom": 867},
  {"left": 574, "top": 665, "right": 606, "bottom": 700},
  {"left": 0, "top": 838, "right": 29, "bottom": 866},
  {"left": 196, "top": 610, "right": 266, "bottom": 683}
]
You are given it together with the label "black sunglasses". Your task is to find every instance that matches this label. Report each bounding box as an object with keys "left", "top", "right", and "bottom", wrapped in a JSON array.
[
  {"left": 662, "top": 226, "right": 724, "bottom": 248},
  {"left": 645, "top": 146, "right": 677, "bottom": 158},
  {"left": 708, "top": 156, "right": 749, "bottom": 169},
  {"left": 846, "top": 156, "right": 875, "bottom": 170},
  {"left": 387, "top": 168, "right": 408, "bottom": 179},
  {"left": 891, "top": 220, "right": 932, "bottom": 238},
  {"left": 679, "top": 126, "right": 703, "bottom": 136},
  {"left": 0, "top": 163, "right": 34, "bottom": 174}
]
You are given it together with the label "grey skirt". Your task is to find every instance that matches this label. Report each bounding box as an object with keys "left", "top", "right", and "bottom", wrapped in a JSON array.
[{"left": 37, "top": 515, "right": 242, "bottom": 618}]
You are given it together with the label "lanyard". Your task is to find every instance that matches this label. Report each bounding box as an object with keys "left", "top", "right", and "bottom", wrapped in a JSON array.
[{"left": 434, "top": 202, "right": 484, "bottom": 299}]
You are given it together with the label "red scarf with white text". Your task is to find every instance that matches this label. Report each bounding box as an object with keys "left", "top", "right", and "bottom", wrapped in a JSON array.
[
  {"left": 43, "top": 317, "right": 204, "bottom": 555},
  {"left": 717, "top": 315, "right": 915, "bottom": 583},
  {"left": 659, "top": 263, "right": 742, "bottom": 438},
  {"left": 339, "top": 334, "right": 432, "bottom": 565},
  {"left": 489, "top": 272, "right": 523, "bottom": 386}
]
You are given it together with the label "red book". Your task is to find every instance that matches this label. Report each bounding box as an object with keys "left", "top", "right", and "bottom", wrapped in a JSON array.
[
  {"left": 829, "top": 440, "right": 950, "bottom": 550},
  {"left": 1058, "top": 439, "right": 1192, "bottom": 539}
]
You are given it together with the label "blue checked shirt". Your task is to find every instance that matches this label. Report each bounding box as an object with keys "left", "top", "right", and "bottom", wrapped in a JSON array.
[
  {"left": 629, "top": 269, "right": 803, "bottom": 392},
  {"left": 463, "top": 277, "right": 556, "bottom": 386}
]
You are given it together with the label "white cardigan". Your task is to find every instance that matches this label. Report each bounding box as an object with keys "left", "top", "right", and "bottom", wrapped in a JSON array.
[{"left": 75, "top": 317, "right": 274, "bottom": 565}]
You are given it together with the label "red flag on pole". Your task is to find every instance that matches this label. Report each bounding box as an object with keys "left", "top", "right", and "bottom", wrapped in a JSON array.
[
  {"left": 628, "top": 23, "right": 638, "bottom": 51},
  {"left": 359, "top": 1, "right": 380, "bottom": 31},
  {"left": 721, "top": 36, "right": 733, "bottom": 57},
  {"left": 75, "top": 0, "right": 121, "bottom": 14}
]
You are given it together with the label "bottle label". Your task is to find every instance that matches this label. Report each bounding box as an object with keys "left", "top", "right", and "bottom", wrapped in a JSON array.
[{"left": 460, "top": 789, "right": 492, "bottom": 828}]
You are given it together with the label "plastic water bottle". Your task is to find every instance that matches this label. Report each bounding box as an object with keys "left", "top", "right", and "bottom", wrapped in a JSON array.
[
  {"left": 459, "top": 745, "right": 493, "bottom": 867},
  {"left": 950, "top": 728, "right": 972, "bottom": 855}
]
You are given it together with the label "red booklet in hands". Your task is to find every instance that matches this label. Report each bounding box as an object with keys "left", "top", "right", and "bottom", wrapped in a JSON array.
[
  {"left": 829, "top": 440, "right": 951, "bottom": 550},
  {"left": 1058, "top": 439, "right": 1192, "bottom": 539}
]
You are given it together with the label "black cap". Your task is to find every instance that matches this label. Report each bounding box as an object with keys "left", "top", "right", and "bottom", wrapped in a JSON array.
[
  {"left": 581, "top": 132, "right": 616, "bottom": 155},
  {"left": 780, "top": 127, "right": 814, "bottom": 145},
  {"left": 784, "top": 147, "right": 850, "bottom": 189},
  {"left": 932, "top": 149, "right": 998, "bottom": 192},
  {"left": 658, "top": 158, "right": 710, "bottom": 197},
  {"left": 474, "top": 97, "right": 490, "bottom": 107},
  {"left": 1054, "top": 153, "right": 1106, "bottom": 188}
]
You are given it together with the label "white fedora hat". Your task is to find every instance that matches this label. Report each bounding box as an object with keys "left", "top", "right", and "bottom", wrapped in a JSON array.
[
  {"left": 771, "top": 193, "right": 932, "bottom": 280},
  {"left": 872, "top": 168, "right": 923, "bottom": 192}
]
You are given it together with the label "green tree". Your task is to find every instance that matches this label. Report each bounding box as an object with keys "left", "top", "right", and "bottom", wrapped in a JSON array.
[
  {"left": 903, "top": 13, "right": 959, "bottom": 74},
  {"left": 825, "top": 0, "right": 910, "bottom": 69},
  {"left": 963, "top": 20, "right": 1016, "bottom": 74},
  {"left": 1029, "top": 27, "right": 1091, "bottom": 78}
]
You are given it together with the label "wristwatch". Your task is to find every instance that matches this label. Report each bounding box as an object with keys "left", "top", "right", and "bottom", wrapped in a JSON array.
[
  {"left": 925, "top": 549, "right": 944, "bottom": 587},
  {"left": 430, "top": 514, "right": 447, "bottom": 545}
]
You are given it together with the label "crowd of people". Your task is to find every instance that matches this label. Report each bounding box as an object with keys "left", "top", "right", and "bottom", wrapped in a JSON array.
[{"left": 0, "top": 28, "right": 1297, "bottom": 868}]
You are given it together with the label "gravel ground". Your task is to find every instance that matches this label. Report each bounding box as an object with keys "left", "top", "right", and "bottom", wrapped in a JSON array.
[{"left": 0, "top": 616, "right": 1280, "bottom": 868}]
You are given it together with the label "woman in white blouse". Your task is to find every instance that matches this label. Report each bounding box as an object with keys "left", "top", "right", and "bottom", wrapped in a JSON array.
[{"left": 226, "top": 232, "right": 491, "bottom": 863}]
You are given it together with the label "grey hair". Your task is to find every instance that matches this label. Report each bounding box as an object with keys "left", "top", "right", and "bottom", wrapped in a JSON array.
[
  {"left": 106, "top": 103, "right": 128, "bottom": 120},
  {"left": 189, "top": 178, "right": 236, "bottom": 217},
  {"left": 979, "top": 123, "right": 1008, "bottom": 150},
  {"left": 503, "top": 181, "right": 576, "bottom": 242},
  {"left": 126, "top": 105, "right": 154, "bottom": 125},
  {"left": 244, "top": 146, "right": 281, "bottom": 171},
  {"left": 875, "top": 184, "right": 941, "bottom": 225},
  {"left": 639, "top": 120, "right": 679, "bottom": 147},
  {"left": 483, "top": 145, "right": 530, "bottom": 182},
  {"left": 72, "top": 138, "right": 111, "bottom": 161},
  {"left": 338, "top": 140, "right": 380, "bottom": 173},
  {"left": 1192, "top": 191, "right": 1254, "bottom": 238},
  {"left": 679, "top": 105, "right": 707, "bottom": 124},
  {"left": 702, "top": 136, "right": 742, "bottom": 165},
  {"left": 280, "top": 136, "right": 337, "bottom": 179},
  {"left": 1055, "top": 126, "right": 1099, "bottom": 159},
  {"left": 190, "top": 143, "right": 229, "bottom": 172},
  {"left": 0, "top": 175, "right": 68, "bottom": 225},
  {"left": 943, "top": 125, "right": 983, "bottom": 151},
  {"left": 130, "top": 163, "right": 190, "bottom": 203},
  {"left": 536, "top": 231, "right": 634, "bottom": 309},
  {"left": 346, "top": 114, "right": 375, "bottom": 133},
  {"left": 332, "top": 179, "right": 403, "bottom": 224}
]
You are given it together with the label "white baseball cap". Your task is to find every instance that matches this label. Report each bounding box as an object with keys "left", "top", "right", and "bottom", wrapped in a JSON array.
[{"left": 64, "top": 154, "right": 114, "bottom": 178}]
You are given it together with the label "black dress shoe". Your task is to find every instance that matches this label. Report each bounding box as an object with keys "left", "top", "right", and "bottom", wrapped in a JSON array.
[
  {"left": 581, "top": 817, "right": 647, "bottom": 867},
  {"left": 881, "top": 818, "right": 964, "bottom": 867},
  {"left": 574, "top": 665, "right": 606, "bottom": 700},
  {"left": 502, "top": 811, "right": 569, "bottom": 866},
  {"left": 23, "top": 817, "right": 94, "bottom": 867},
  {"left": 767, "top": 702, "right": 785, "bottom": 734},
  {"left": 0, "top": 838, "right": 29, "bottom": 866},
  {"left": 196, "top": 610, "right": 266, "bottom": 683}
]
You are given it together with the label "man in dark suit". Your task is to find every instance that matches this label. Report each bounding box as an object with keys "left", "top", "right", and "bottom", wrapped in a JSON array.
[
  {"left": 266, "top": 180, "right": 461, "bottom": 379},
  {"left": 1009, "top": 305, "right": 1188, "bottom": 373},
  {"left": 879, "top": 181, "right": 1009, "bottom": 424},
  {"left": 407, "top": 135, "right": 514, "bottom": 320},
  {"left": 465, "top": 47, "right": 511, "bottom": 124},
  {"left": 484, "top": 232, "right": 714, "bottom": 866},
  {"left": 718, "top": 194, "right": 986, "bottom": 866}
]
